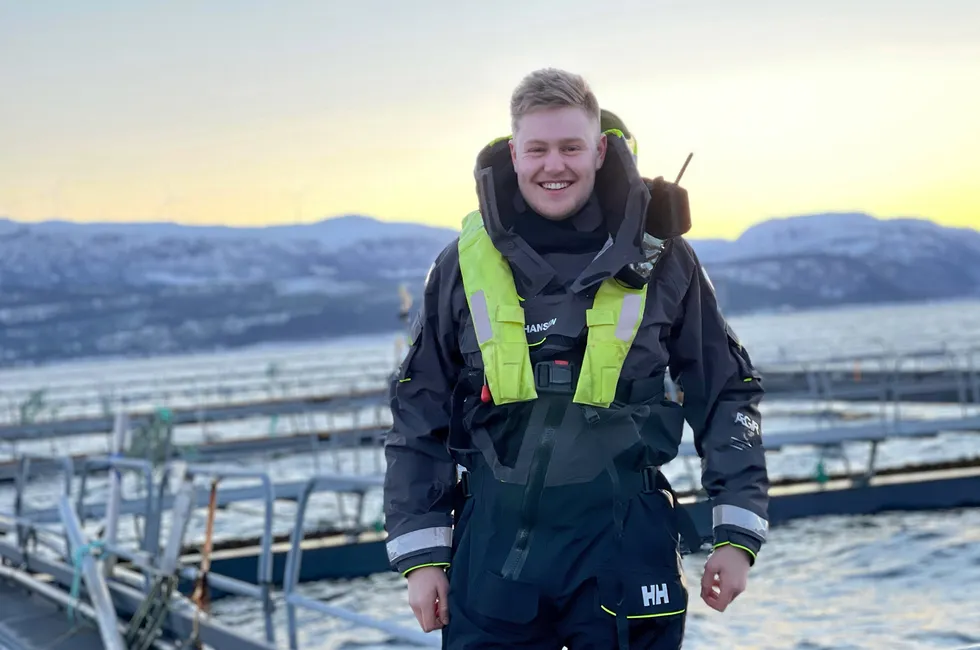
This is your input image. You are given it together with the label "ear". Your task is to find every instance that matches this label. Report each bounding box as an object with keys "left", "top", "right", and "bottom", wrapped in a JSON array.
[
  {"left": 595, "top": 132, "right": 607, "bottom": 169},
  {"left": 509, "top": 138, "right": 517, "bottom": 166}
]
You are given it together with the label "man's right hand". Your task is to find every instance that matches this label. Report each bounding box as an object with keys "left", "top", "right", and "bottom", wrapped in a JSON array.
[{"left": 406, "top": 566, "right": 450, "bottom": 632}]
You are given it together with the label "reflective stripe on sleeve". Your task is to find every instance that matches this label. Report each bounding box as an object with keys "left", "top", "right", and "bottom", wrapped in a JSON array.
[
  {"left": 712, "top": 504, "right": 769, "bottom": 540},
  {"left": 386, "top": 526, "right": 453, "bottom": 563}
]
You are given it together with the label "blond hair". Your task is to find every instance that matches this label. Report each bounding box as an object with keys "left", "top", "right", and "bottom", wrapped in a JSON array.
[{"left": 509, "top": 68, "right": 600, "bottom": 134}]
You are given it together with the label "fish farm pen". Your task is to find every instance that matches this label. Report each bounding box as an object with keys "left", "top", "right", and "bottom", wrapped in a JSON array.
[{"left": 1, "top": 342, "right": 978, "bottom": 649}]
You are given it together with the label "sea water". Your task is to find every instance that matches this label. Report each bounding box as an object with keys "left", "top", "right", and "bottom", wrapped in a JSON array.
[{"left": 3, "top": 298, "right": 980, "bottom": 649}]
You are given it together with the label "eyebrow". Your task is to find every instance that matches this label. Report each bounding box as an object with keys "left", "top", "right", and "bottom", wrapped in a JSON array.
[{"left": 524, "top": 137, "right": 587, "bottom": 146}]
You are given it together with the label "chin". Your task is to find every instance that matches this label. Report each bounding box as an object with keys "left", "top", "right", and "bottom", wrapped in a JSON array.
[{"left": 528, "top": 194, "right": 582, "bottom": 221}]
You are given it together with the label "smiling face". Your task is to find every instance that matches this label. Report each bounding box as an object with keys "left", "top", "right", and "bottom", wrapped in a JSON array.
[{"left": 509, "top": 105, "right": 607, "bottom": 221}]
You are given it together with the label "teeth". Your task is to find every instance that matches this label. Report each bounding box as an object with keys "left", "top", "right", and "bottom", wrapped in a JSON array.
[{"left": 542, "top": 182, "right": 570, "bottom": 190}]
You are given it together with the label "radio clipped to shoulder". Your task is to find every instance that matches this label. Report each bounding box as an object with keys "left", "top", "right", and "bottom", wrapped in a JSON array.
[{"left": 616, "top": 153, "right": 694, "bottom": 288}]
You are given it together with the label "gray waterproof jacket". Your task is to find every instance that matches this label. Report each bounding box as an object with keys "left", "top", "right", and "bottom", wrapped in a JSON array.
[{"left": 383, "top": 135, "right": 770, "bottom": 576}]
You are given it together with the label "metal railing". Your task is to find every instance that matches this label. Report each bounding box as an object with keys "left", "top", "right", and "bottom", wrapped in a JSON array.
[
  {"left": 672, "top": 346, "right": 980, "bottom": 494},
  {"left": 76, "top": 456, "right": 160, "bottom": 558},
  {"left": 58, "top": 494, "right": 127, "bottom": 649},
  {"left": 762, "top": 344, "right": 980, "bottom": 405},
  {"left": 0, "top": 356, "right": 398, "bottom": 426},
  {"left": 0, "top": 449, "right": 437, "bottom": 649},
  {"left": 282, "top": 475, "right": 440, "bottom": 648},
  {"left": 178, "top": 464, "right": 277, "bottom": 644}
]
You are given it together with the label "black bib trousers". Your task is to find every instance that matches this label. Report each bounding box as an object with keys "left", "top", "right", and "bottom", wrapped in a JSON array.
[{"left": 442, "top": 362, "right": 692, "bottom": 650}]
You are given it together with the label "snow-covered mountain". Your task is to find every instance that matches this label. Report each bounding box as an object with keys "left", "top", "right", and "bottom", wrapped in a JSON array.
[
  {"left": 689, "top": 212, "right": 980, "bottom": 312},
  {"left": 693, "top": 212, "right": 980, "bottom": 266},
  {"left": 0, "top": 211, "right": 975, "bottom": 365},
  {"left": 0, "top": 215, "right": 455, "bottom": 288},
  {"left": 0, "top": 214, "right": 456, "bottom": 250}
]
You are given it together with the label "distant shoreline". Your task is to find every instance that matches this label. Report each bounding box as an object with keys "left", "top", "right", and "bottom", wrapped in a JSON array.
[{"left": 3, "top": 296, "right": 978, "bottom": 375}]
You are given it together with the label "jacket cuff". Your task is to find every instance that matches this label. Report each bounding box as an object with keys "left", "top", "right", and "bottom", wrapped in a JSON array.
[
  {"left": 386, "top": 524, "right": 453, "bottom": 574},
  {"left": 713, "top": 526, "right": 764, "bottom": 566},
  {"left": 393, "top": 547, "right": 453, "bottom": 576}
]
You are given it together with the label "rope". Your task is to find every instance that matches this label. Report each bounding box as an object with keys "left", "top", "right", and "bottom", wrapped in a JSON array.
[
  {"left": 68, "top": 539, "right": 105, "bottom": 622},
  {"left": 190, "top": 478, "right": 220, "bottom": 649}
]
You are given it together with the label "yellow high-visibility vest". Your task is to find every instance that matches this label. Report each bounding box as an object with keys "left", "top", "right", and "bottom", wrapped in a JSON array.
[{"left": 457, "top": 209, "right": 647, "bottom": 408}]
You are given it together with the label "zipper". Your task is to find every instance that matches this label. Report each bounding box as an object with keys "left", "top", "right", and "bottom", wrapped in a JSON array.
[{"left": 499, "top": 399, "right": 565, "bottom": 580}]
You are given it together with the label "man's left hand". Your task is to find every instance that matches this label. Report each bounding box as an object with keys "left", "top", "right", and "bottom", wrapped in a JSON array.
[{"left": 700, "top": 544, "right": 750, "bottom": 612}]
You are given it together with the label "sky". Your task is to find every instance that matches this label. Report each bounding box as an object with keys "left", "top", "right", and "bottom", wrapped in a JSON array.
[{"left": 1, "top": 0, "right": 978, "bottom": 240}]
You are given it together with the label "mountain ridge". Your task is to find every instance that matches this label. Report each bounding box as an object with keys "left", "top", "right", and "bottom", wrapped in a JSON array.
[
  {"left": 0, "top": 210, "right": 976, "bottom": 366},
  {"left": 6, "top": 209, "right": 969, "bottom": 245}
]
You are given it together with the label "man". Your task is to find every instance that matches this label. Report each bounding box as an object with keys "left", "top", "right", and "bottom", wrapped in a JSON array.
[{"left": 383, "top": 68, "right": 770, "bottom": 649}]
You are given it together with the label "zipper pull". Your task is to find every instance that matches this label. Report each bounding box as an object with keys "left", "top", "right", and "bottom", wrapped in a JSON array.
[{"left": 481, "top": 383, "right": 492, "bottom": 403}]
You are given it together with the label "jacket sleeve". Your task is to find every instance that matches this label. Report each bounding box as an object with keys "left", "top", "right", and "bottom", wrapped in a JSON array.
[
  {"left": 665, "top": 241, "right": 770, "bottom": 564},
  {"left": 383, "top": 245, "right": 463, "bottom": 576}
]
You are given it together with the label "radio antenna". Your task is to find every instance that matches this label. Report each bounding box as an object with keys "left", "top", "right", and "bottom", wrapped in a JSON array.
[{"left": 674, "top": 152, "right": 694, "bottom": 184}]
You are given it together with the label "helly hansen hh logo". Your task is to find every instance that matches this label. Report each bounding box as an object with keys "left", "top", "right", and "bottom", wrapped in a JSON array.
[{"left": 642, "top": 584, "right": 669, "bottom": 607}]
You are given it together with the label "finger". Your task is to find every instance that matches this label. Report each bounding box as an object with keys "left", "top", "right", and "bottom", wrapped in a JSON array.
[
  {"left": 701, "top": 587, "right": 721, "bottom": 609},
  {"left": 702, "top": 572, "right": 721, "bottom": 600},
  {"left": 411, "top": 604, "right": 426, "bottom": 631},
  {"left": 718, "top": 569, "right": 746, "bottom": 602},
  {"left": 703, "top": 567, "right": 731, "bottom": 609},
  {"left": 422, "top": 599, "right": 438, "bottom": 633},
  {"left": 715, "top": 580, "right": 738, "bottom": 612},
  {"left": 701, "top": 589, "right": 724, "bottom": 612},
  {"left": 700, "top": 569, "right": 716, "bottom": 601},
  {"left": 704, "top": 591, "right": 728, "bottom": 612},
  {"left": 436, "top": 580, "right": 450, "bottom": 626},
  {"left": 414, "top": 593, "right": 436, "bottom": 633}
]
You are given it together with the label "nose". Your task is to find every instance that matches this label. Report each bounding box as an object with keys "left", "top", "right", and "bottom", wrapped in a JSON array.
[{"left": 542, "top": 147, "right": 565, "bottom": 174}]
